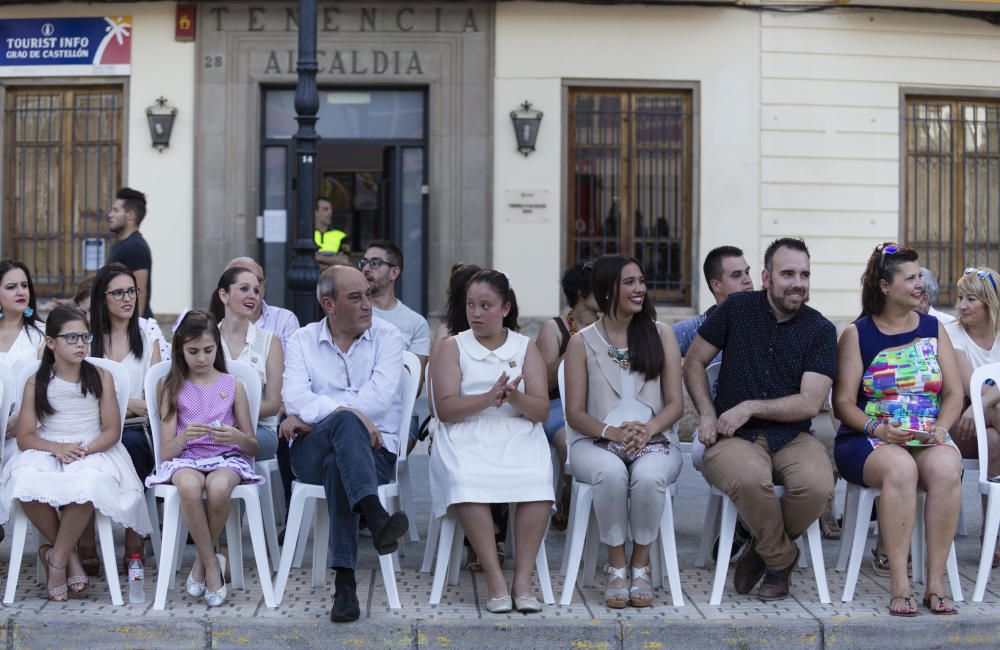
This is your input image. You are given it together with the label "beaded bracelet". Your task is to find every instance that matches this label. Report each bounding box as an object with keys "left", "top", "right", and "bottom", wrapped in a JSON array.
[
  {"left": 600, "top": 424, "right": 611, "bottom": 439},
  {"left": 863, "top": 418, "right": 875, "bottom": 436}
]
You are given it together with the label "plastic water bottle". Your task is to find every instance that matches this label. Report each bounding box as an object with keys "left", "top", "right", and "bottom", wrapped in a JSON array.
[{"left": 127, "top": 555, "right": 145, "bottom": 604}]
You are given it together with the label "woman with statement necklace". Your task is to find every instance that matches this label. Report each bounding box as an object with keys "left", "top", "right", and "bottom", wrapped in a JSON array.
[
  {"left": 564, "top": 254, "right": 684, "bottom": 609},
  {"left": 430, "top": 269, "right": 554, "bottom": 614}
]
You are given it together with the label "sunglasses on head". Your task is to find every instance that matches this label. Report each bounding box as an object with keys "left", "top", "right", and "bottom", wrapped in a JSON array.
[
  {"left": 965, "top": 267, "right": 999, "bottom": 293},
  {"left": 876, "top": 242, "right": 900, "bottom": 271}
]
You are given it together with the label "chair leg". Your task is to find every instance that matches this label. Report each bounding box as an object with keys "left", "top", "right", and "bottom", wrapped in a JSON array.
[
  {"left": 805, "top": 519, "right": 830, "bottom": 604},
  {"left": 274, "top": 486, "right": 309, "bottom": 604},
  {"left": 795, "top": 537, "right": 809, "bottom": 569},
  {"left": 559, "top": 480, "right": 579, "bottom": 577},
  {"left": 421, "top": 510, "right": 441, "bottom": 573},
  {"left": 3, "top": 503, "right": 28, "bottom": 604},
  {"left": 171, "top": 518, "right": 187, "bottom": 590},
  {"left": 227, "top": 502, "right": 245, "bottom": 590},
  {"left": 241, "top": 492, "right": 277, "bottom": 609},
  {"left": 695, "top": 492, "right": 723, "bottom": 568},
  {"left": 912, "top": 494, "right": 926, "bottom": 586},
  {"left": 153, "top": 492, "right": 181, "bottom": 610},
  {"left": 293, "top": 506, "right": 314, "bottom": 569},
  {"left": 659, "top": 494, "right": 684, "bottom": 607},
  {"left": 96, "top": 514, "right": 123, "bottom": 605},
  {"left": 447, "top": 521, "right": 464, "bottom": 587},
  {"left": 429, "top": 513, "right": 457, "bottom": 605},
  {"left": 258, "top": 478, "right": 281, "bottom": 570},
  {"left": 974, "top": 492, "right": 1000, "bottom": 601},
  {"left": 836, "top": 485, "right": 861, "bottom": 572},
  {"left": 559, "top": 483, "right": 592, "bottom": 605},
  {"left": 146, "top": 491, "right": 162, "bottom": 569},
  {"left": 947, "top": 543, "right": 964, "bottom": 602},
  {"left": 312, "top": 501, "right": 330, "bottom": 588},
  {"left": 581, "top": 500, "right": 600, "bottom": 588},
  {"left": 842, "top": 489, "right": 876, "bottom": 602},
  {"left": 535, "top": 534, "right": 555, "bottom": 605},
  {"left": 709, "top": 497, "right": 738, "bottom": 606},
  {"left": 398, "top": 461, "right": 420, "bottom": 543}
]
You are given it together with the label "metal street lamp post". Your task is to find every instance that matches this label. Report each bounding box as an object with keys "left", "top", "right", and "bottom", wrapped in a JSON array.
[{"left": 288, "top": 0, "right": 320, "bottom": 323}]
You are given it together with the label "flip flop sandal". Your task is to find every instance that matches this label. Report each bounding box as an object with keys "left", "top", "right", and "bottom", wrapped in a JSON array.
[
  {"left": 923, "top": 593, "right": 958, "bottom": 615},
  {"left": 889, "top": 594, "right": 918, "bottom": 617}
]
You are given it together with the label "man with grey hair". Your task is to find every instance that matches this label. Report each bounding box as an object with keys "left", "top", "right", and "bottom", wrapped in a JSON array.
[
  {"left": 280, "top": 265, "right": 409, "bottom": 623},
  {"left": 917, "top": 267, "right": 956, "bottom": 324}
]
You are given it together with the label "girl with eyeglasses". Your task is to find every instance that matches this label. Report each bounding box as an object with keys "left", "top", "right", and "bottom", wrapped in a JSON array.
[
  {"left": 945, "top": 266, "right": 1000, "bottom": 567},
  {"left": 833, "top": 243, "right": 963, "bottom": 616},
  {"left": 0, "top": 306, "right": 150, "bottom": 601},
  {"left": 81, "top": 263, "right": 161, "bottom": 574}
]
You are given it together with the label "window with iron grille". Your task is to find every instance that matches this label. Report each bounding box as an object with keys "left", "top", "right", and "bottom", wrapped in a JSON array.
[
  {"left": 567, "top": 88, "right": 694, "bottom": 305},
  {"left": 2, "top": 87, "right": 122, "bottom": 297},
  {"left": 904, "top": 96, "right": 1000, "bottom": 305}
]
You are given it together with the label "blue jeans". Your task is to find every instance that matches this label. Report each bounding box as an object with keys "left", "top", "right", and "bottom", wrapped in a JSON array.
[
  {"left": 289, "top": 410, "right": 395, "bottom": 569},
  {"left": 122, "top": 425, "right": 154, "bottom": 481},
  {"left": 255, "top": 423, "right": 279, "bottom": 461}
]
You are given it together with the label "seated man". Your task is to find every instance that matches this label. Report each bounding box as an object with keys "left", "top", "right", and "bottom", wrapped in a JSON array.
[
  {"left": 281, "top": 265, "right": 409, "bottom": 623},
  {"left": 683, "top": 237, "right": 836, "bottom": 602}
]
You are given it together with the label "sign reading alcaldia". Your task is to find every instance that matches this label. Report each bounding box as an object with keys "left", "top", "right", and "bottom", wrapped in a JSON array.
[{"left": 0, "top": 16, "right": 132, "bottom": 76}]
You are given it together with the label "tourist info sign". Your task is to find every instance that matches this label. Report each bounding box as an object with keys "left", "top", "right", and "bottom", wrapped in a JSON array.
[{"left": 0, "top": 16, "right": 132, "bottom": 76}]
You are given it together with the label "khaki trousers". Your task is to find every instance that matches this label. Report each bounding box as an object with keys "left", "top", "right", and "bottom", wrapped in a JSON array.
[{"left": 703, "top": 433, "right": 833, "bottom": 569}]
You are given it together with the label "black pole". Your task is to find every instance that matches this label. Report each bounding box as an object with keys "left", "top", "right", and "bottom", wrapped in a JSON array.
[{"left": 288, "top": 0, "right": 320, "bottom": 323}]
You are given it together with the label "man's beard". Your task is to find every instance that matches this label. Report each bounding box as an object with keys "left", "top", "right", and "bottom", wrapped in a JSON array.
[{"left": 769, "top": 287, "right": 808, "bottom": 315}]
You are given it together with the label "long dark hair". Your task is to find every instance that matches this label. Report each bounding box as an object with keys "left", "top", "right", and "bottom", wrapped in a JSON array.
[
  {"left": 860, "top": 242, "right": 920, "bottom": 317},
  {"left": 209, "top": 266, "right": 255, "bottom": 323},
  {"left": 0, "top": 260, "right": 42, "bottom": 333},
  {"left": 35, "top": 306, "right": 103, "bottom": 421},
  {"left": 89, "top": 263, "right": 144, "bottom": 360},
  {"left": 159, "top": 310, "right": 227, "bottom": 420},
  {"left": 591, "top": 254, "right": 663, "bottom": 381},
  {"left": 467, "top": 269, "right": 520, "bottom": 332},
  {"left": 444, "top": 262, "right": 482, "bottom": 335}
]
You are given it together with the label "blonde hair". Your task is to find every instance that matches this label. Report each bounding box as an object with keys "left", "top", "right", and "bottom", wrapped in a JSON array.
[{"left": 956, "top": 267, "right": 1000, "bottom": 337}]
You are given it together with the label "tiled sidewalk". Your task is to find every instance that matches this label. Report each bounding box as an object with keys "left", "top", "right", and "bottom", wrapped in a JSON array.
[{"left": 1, "top": 448, "right": 999, "bottom": 649}]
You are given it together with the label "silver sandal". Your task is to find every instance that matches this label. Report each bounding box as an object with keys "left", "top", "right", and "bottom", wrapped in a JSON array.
[
  {"left": 629, "top": 565, "right": 653, "bottom": 607},
  {"left": 604, "top": 564, "right": 629, "bottom": 609}
]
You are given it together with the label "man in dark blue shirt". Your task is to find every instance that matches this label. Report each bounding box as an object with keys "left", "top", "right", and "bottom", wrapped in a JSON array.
[
  {"left": 683, "top": 237, "right": 836, "bottom": 602},
  {"left": 107, "top": 187, "right": 153, "bottom": 319}
]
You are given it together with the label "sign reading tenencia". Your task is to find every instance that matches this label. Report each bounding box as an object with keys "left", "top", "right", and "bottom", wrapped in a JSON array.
[{"left": 0, "top": 16, "right": 132, "bottom": 77}]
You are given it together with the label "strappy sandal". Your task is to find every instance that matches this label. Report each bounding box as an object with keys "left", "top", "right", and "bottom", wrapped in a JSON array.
[
  {"left": 870, "top": 547, "right": 891, "bottom": 577},
  {"left": 603, "top": 564, "right": 629, "bottom": 609},
  {"left": 629, "top": 565, "right": 653, "bottom": 608},
  {"left": 889, "top": 593, "right": 918, "bottom": 617},
  {"left": 923, "top": 592, "right": 958, "bottom": 615},
  {"left": 39, "top": 545, "right": 68, "bottom": 602}
]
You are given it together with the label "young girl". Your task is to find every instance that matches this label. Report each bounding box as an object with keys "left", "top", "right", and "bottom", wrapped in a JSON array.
[
  {"left": 146, "top": 310, "right": 259, "bottom": 607},
  {"left": 0, "top": 306, "right": 150, "bottom": 601}
]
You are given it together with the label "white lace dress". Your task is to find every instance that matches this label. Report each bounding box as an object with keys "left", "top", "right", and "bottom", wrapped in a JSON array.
[
  {"left": 429, "top": 329, "right": 554, "bottom": 519},
  {"left": 0, "top": 376, "right": 151, "bottom": 533}
]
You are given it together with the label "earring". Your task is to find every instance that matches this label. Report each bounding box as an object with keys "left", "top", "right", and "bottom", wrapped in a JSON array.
[{"left": 23, "top": 307, "right": 33, "bottom": 318}]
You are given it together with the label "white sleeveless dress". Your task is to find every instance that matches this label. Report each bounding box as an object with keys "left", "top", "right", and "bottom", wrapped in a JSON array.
[
  {"left": 429, "top": 329, "right": 554, "bottom": 519},
  {"left": 0, "top": 376, "right": 151, "bottom": 533}
]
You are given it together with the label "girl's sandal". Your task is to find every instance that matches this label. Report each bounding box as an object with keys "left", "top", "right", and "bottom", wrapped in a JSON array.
[
  {"left": 923, "top": 593, "right": 958, "bottom": 615},
  {"left": 603, "top": 564, "right": 629, "bottom": 609},
  {"left": 889, "top": 594, "right": 918, "bottom": 617},
  {"left": 629, "top": 565, "right": 653, "bottom": 608},
  {"left": 39, "top": 545, "right": 68, "bottom": 602}
]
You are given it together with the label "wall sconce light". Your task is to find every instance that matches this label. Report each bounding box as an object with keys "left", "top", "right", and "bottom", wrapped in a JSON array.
[
  {"left": 510, "top": 101, "right": 543, "bottom": 156},
  {"left": 146, "top": 97, "right": 177, "bottom": 152}
]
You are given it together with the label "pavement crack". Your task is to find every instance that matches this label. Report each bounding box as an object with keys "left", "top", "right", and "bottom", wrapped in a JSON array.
[{"left": 365, "top": 568, "right": 376, "bottom": 618}]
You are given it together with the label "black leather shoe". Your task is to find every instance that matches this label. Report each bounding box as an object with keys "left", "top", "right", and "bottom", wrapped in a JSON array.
[
  {"left": 733, "top": 539, "right": 766, "bottom": 594},
  {"left": 330, "top": 586, "right": 361, "bottom": 622},
  {"left": 370, "top": 512, "right": 409, "bottom": 556},
  {"left": 757, "top": 548, "right": 799, "bottom": 602}
]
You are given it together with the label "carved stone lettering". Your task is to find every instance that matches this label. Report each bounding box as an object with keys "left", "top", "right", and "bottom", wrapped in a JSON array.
[
  {"left": 285, "top": 8, "right": 298, "bottom": 31},
  {"left": 396, "top": 8, "right": 414, "bottom": 32},
  {"left": 322, "top": 7, "right": 340, "bottom": 32},
  {"left": 262, "top": 49, "right": 425, "bottom": 75},
  {"left": 360, "top": 8, "right": 376, "bottom": 32},
  {"left": 208, "top": 5, "right": 482, "bottom": 33},
  {"left": 210, "top": 6, "right": 228, "bottom": 31},
  {"left": 248, "top": 6, "right": 265, "bottom": 31}
]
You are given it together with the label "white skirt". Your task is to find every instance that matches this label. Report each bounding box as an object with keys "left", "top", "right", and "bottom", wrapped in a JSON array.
[{"left": 429, "top": 414, "right": 554, "bottom": 519}]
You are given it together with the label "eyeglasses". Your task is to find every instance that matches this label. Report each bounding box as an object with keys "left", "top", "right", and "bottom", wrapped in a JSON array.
[
  {"left": 54, "top": 332, "right": 94, "bottom": 345},
  {"left": 105, "top": 287, "right": 139, "bottom": 301},
  {"left": 877, "top": 242, "right": 900, "bottom": 271},
  {"left": 358, "top": 257, "right": 397, "bottom": 271},
  {"left": 965, "top": 267, "right": 999, "bottom": 293}
]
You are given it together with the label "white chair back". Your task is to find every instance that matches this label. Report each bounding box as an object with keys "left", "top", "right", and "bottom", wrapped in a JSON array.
[
  {"left": 970, "top": 362, "right": 1000, "bottom": 485},
  {"left": 13, "top": 358, "right": 128, "bottom": 435},
  {"left": 225, "top": 359, "right": 262, "bottom": 433},
  {"left": 396, "top": 351, "right": 421, "bottom": 463},
  {"left": 706, "top": 361, "right": 721, "bottom": 399},
  {"left": 557, "top": 360, "right": 573, "bottom": 439}
]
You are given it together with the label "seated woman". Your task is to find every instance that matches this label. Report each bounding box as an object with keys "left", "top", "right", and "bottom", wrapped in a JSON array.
[
  {"left": 429, "top": 269, "right": 553, "bottom": 614},
  {"left": 833, "top": 243, "right": 963, "bottom": 617},
  {"left": 564, "top": 254, "right": 684, "bottom": 609},
  {"left": 0, "top": 306, "right": 150, "bottom": 600},
  {"left": 945, "top": 267, "right": 1000, "bottom": 566},
  {"left": 210, "top": 266, "right": 283, "bottom": 462},
  {"left": 0, "top": 260, "right": 44, "bottom": 369},
  {"left": 536, "top": 262, "right": 599, "bottom": 529}
]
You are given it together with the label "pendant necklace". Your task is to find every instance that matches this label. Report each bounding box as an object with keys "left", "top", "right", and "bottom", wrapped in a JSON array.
[
  {"left": 601, "top": 318, "right": 631, "bottom": 371},
  {"left": 566, "top": 312, "right": 579, "bottom": 335}
]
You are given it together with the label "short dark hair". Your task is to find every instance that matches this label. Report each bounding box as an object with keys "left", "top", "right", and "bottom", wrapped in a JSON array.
[
  {"left": 367, "top": 239, "right": 404, "bottom": 272},
  {"left": 315, "top": 196, "right": 332, "bottom": 210},
  {"left": 116, "top": 187, "right": 147, "bottom": 224},
  {"left": 560, "top": 262, "right": 594, "bottom": 308},
  {"left": 703, "top": 246, "right": 745, "bottom": 286},
  {"left": 764, "top": 237, "right": 809, "bottom": 272}
]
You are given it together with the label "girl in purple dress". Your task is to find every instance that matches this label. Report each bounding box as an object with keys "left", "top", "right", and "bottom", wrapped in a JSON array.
[{"left": 146, "top": 310, "right": 259, "bottom": 607}]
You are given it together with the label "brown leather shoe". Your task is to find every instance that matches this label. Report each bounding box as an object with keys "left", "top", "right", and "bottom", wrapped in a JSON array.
[
  {"left": 757, "top": 548, "right": 799, "bottom": 601},
  {"left": 733, "top": 539, "right": 766, "bottom": 594}
]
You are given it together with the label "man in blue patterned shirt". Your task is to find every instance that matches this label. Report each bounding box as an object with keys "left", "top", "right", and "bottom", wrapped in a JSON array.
[{"left": 673, "top": 245, "right": 753, "bottom": 358}]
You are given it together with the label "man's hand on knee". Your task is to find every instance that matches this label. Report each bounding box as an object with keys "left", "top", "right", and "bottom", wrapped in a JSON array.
[
  {"left": 280, "top": 414, "right": 313, "bottom": 440},
  {"left": 339, "top": 408, "right": 383, "bottom": 450}
]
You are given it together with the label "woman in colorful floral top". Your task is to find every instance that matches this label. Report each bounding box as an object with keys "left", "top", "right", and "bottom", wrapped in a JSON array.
[{"left": 833, "top": 243, "right": 963, "bottom": 617}]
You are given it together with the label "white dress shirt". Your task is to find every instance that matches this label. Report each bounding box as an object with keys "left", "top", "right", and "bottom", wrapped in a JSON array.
[{"left": 282, "top": 316, "right": 404, "bottom": 454}]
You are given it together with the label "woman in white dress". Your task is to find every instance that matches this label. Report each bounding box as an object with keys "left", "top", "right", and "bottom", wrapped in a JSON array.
[
  {"left": 81, "top": 263, "right": 160, "bottom": 571},
  {"left": 0, "top": 306, "right": 150, "bottom": 600},
  {"left": 0, "top": 260, "right": 44, "bottom": 369},
  {"left": 564, "top": 254, "right": 684, "bottom": 609},
  {"left": 430, "top": 269, "right": 554, "bottom": 614},
  {"left": 210, "top": 266, "right": 283, "bottom": 461}
]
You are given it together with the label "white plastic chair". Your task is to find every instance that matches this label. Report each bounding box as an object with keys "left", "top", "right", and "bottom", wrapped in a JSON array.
[
  {"left": 970, "top": 363, "right": 1000, "bottom": 601},
  {"left": 273, "top": 351, "right": 421, "bottom": 608},
  {"left": 555, "top": 362, "right": 684, "bottom": 607},
  {"left": 144, "top": 360, "right": 276, "bottom": 610},
  {"left": 3, "top": 358, "right": 129, "bottom": 605}
]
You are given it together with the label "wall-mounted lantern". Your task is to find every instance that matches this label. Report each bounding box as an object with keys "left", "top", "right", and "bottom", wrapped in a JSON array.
[
  {"left": 510, "top": 101, "right": 543, "bottom": 156},
  {"left": 146, "top": 97, "right": 177, "bottom": 152}
]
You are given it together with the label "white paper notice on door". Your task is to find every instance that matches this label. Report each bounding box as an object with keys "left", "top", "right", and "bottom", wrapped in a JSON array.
[
  {"left": 263, "top": 209, "right": 287, "bottom": 243},
  {"left": 503, "top": 189, "right": 550, "bottom": 223}
]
